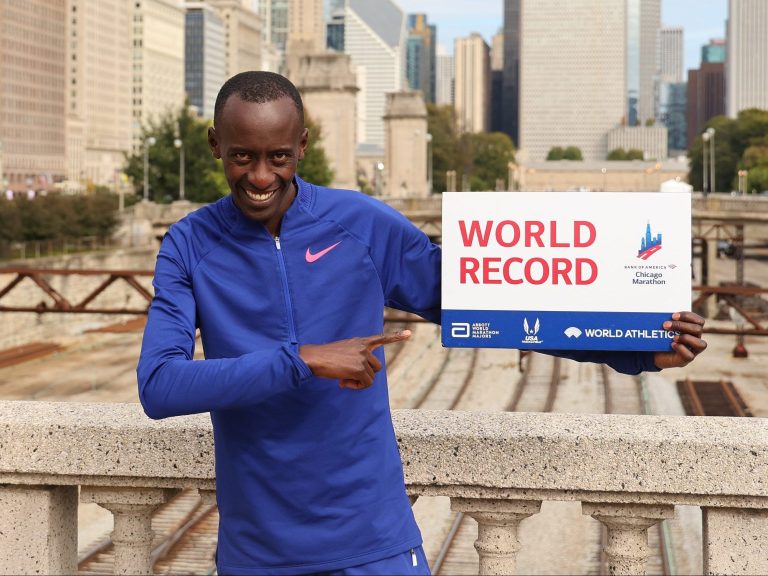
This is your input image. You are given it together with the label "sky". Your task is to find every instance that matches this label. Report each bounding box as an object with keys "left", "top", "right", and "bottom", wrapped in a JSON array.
[{"left": 396, "top": 0, "right": 728, "bottom": 71}]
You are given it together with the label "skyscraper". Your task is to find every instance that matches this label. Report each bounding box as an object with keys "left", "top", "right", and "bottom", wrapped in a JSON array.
[
  {"left": 727, "top": 0, "right": 768, "bottom": 117},
  {"left": 326, "top": 6, "right": 345, "bottom": 52},
  {"left": 659, "top": 26, "right": 684, "bottom": 84},
  {"left": 687, "top": 56, "right": 725, "bottom": 146},
  {"left": 0, "top": 0, "right": 67, "bottom": 191},
  {"left": 208, "top": 0, "right": 262, "bottom": 78},
  {"left": 454, "top": 33, "right": 490, "bottom": 134},
  {"left": 344, "top": 0, "right": 406, "bottom": 149},
  {"left": 490, "top": 29, "right": 504, "bottom": 133},
  {"left": 405, "top": 14, "right": 436, "bottom": 104},
  {"left": 435, "top": 45, "right": 454, "bottom": 106},
  {"left": 185, "top": 3, "right": 227, "bottom": 119},
  {"left": 501, "top": 0, "right": 521, "bottom": 145},
  {"left": 518, "top": 0, "right": 626, "bottom": 162},
  {"left": 67, "top": 0, "right": 133, "bottom": 186},
  {"left": 626, "top": 0, "right": 660, "bottom": 125},
  {"left": 131, "top": 0, "right": 186, "bottom": 151}
]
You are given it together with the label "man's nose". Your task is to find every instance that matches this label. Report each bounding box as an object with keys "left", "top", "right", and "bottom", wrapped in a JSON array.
[{"left": 247, "top": 161, "right": 273, "bottom": 189}]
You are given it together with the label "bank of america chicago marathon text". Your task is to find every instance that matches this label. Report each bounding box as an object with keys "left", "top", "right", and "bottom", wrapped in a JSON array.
[{"left": 457, "top": 219, "right": 599, "bottom": 286}]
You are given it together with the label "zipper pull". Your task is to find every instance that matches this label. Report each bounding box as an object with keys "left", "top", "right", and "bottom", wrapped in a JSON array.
[
  {"left": 411, "top": 548, "right": 417, "bottom": 567},
  {"left": 275, "top": 236, "right": 281, "bottom": 250}
]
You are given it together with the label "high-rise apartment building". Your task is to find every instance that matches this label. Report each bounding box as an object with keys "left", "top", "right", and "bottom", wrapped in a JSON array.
[
  {"left": 435, "top": 45, "right": 454, "bottom": 106},
  {"left": 702, "top": 39, "right": 726, "bottom": 64},
  {"left": 208, "top": 0, "right": 262, "bottom": 78},
  {"left": 501, "top": 0, "right": 521, "bottom": 145},
  {"left": 687, "top": 61, "right": 725, "bottom": 146},
  {"left": 344, "top": 0, "right": 406, "bottom": 149},
  {"left": 454, "top": 34, "right": 490, "bottom": 134},
  {"left": 490, "top": 29, "right": 504, "bottom": 133},
  {"left": 185, "top": 3, "right": 227, "bottom": 119},
  {"left": 405, "top": 14, "right": 436, "bottom": 104},
  {"left": 727, "top": 0, "right": 768, "bottom": 117},
  {"left": 660, "top": 26, "right": 684, "bottom": 83},
  {"left": 67, "top": 0, "right": 133, "bottom": 187},
  {"left": 626, "top": 0, "right": 660, "bottom": 125},
  {"left": 0, "top": 0, "right": 67, "bottom": 191},
  {"left": 661, "top": 82, "right": 687, "bottom": 152},
  {"left": 518, "top": 0, "right": 626, "bottom": 162},
  {"left": 131, "top": 0, "right": 186, "bottom": 151}
]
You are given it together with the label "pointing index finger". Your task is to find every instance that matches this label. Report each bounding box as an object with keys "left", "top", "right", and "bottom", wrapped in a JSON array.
[{"left": 364, "top": 330, "right": 412, "bottom": 350}]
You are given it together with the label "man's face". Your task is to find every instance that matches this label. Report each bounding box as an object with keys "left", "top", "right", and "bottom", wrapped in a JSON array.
[{"left": 208, "top": 96, "right": 308, "bottom": 235}]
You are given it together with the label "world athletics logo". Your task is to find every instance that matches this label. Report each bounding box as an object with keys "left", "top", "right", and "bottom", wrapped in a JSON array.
[{"left": 637, "top": 222, "right": 662, "bottom": 260}]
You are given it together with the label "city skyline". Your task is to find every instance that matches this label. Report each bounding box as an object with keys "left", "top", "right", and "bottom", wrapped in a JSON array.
[{"left": 397, "top": 0, "right": 727, "bottom": 71}]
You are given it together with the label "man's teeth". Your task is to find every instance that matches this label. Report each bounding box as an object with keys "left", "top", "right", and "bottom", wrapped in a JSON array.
[{"left": 245, "top": 190, "right": 275, "bottom": 201}]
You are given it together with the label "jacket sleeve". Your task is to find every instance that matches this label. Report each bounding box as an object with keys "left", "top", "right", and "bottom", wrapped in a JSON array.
[
  {"left": 136, "top": 231, "right": 313, "bottom": 420},
  {"left": 370, "top": 204, "right": 442, "bottom": 324},
  {"left": 540, "top": 349, "right": 660, "bottom": 375}
]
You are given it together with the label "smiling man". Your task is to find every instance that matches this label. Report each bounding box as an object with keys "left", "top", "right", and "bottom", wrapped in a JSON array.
[
  {"left": 137, "top": 71, "right": 441, "bottom": 575},
  {"left": 137, "top": 71, "right": 706, "bottom": 575}
]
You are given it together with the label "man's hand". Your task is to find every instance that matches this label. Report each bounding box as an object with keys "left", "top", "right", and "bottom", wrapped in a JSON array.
[
  {"left": 653, "top": 311, "right": 707, "bottom": 369},
  {"left": 299, "top": 330, "right": 412, "bottom": 389}
]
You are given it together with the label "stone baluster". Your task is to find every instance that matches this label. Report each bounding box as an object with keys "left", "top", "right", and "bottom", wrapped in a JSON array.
[
  {"left": 81, "top": 486, "right": 174, "bottom": 575},
  {"left": 702, "top": 506, "right": 768, "bottom": 575},
  {"left": 0, "top": 485, "right": 78, "bottom": 575},
  {"left": 451, "top": 498, "right": 541, "bottom": 575},
  {"left": 582, "top": 502, "right": 674, "bottom": 575}
]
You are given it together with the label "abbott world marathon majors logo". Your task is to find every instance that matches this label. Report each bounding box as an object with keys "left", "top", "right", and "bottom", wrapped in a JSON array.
[{"left": 523, "top": 318, "right": 543, "bottom": 344}]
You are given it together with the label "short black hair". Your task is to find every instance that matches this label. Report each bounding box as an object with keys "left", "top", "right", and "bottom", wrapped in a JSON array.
[{"left": 213, "top": 71, "right": 304, "bottom": 127}]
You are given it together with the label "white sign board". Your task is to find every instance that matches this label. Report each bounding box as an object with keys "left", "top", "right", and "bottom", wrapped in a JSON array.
[{"left": 441, "top": 192, "right": 691, "bottom": 351}]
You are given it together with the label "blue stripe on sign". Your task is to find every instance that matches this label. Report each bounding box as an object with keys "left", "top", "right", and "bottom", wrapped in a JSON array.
[{"left": 441, "top": 310, "right": 675, "bottom": 351}]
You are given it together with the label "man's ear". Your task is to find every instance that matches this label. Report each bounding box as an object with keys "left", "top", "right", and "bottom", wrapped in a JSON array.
[
  {"left": 208, "top": 126, "right": 221, "bottom": 159},
  {"left": 298, "top": 128, "right": 309, "bottom": 161}
]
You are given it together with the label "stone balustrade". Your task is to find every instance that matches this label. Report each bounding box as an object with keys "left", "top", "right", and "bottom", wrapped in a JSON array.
[{"left": 0, "top": 401, "right": 766, "bottom": 575}]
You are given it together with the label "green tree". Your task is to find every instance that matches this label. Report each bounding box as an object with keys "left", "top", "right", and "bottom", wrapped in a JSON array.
[
  {"left": 563, "top": 146, "right": 583, "bottom": 161},
  {"left": 125, "top": 105, "right": 228, "bottom": 203},
  {"left": 626, "top": 148, "right": 644, "bottom": 160},
  {"left": 297, "top": 113, "right": 334, "bottom": 186},
  {"left": 426, "top": 104, "right": 460, "bottom": 192},
  {"left": 607, "top": 148, "right": 627, "bottom": 161},
  {"left": 459, "top": 132, "right": 515, "bottom": 191},
  {"left": 645, "top": 118, "right": 656, "bottom": 127},
  {"left": 688, "top": 109, "right": 768, "bottom": 192},
  {"left": 547, "top": 146, "right": 565, "bottom": 161}
]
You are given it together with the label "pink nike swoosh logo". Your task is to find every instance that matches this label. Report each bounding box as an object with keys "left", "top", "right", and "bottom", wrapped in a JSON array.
[{"left": 305, "top": 241, "right": 342, "bottom": 263}]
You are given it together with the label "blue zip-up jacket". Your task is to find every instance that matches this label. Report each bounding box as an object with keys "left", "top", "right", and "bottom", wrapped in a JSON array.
[{"left": 137, "top": 177, "right": 657, "bottom": 574}]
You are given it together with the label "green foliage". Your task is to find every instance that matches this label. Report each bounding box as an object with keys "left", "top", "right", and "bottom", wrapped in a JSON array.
[
  {"left": 426, "top": 104, "right": 515, "bottom": 191},
  {"left": 0, "top": 192, "right": 119, "bottom": 242},
  {"left": 645, "top": 118, "right": 655, "bottom": 127},
  {"left": 547, "top": 146, "right": 565, "bottom": 160},
  {"left": 124, "top": 105, "right": 229, "bottom": 203},
  {"left": 607, "top": 148, "right": 644, "bottom": 161},
  {"left": 548, "top": 146, "right": 583, "bottom": 161},
  {"left": 687, "top": 109, "right": 768, "bottom": 192},
  {"left": 297, "top": 114, "right": 334, "bottom": 187},
  {"left": 427, "top": 104, "right": 460, "bottom": 192},
  {"left": 458, "top": 132, "right": 516, "bottom": 191}
]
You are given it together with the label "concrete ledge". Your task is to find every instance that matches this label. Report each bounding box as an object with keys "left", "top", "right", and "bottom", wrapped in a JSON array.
[
  {"left": 0, "top": 402, "right": 766, "bottom": 504},
  {"left": 394, "top": 410, "right": 768, "bottom": 499}
]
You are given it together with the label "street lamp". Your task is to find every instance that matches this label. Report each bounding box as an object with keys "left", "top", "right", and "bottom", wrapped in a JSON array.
[
  {"left": 738, "top": 169, "right": 748, "bottom": 195},
  {"left": 143, "top": 136, "right": 156, "bottom": 202},
  {"left": 707, "top": 127, "right": 716, "bottom": 194},
  {"left": 701, "top": 130, "right": 710, "bottom": 195},
  {"left": 601, "top": 167, "right": 607, "bottom": 192},
  {"left": 174, "top": 138, "right": 185, "bottom": 201},
  {"left": 374, "top": 162, "right": 384, "bottom": 196},
  {"left": 426, "top": 133, "right": 433, "bottom": 195}
]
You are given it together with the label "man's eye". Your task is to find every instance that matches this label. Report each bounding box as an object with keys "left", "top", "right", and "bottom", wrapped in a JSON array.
[
  {"left": 233, "top": 152, "right": 250, "bottom": 161},
  {"left": 273, "top": 153, "right": 288, "bottom": 161}
]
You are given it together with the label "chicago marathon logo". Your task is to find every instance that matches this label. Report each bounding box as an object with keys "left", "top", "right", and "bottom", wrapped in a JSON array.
[
  {"left": 522, "top": 317, "right": 543, "bottom": 344},
  {"left": 637, "top": 222, "right": 662, "bottom": 260}
]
